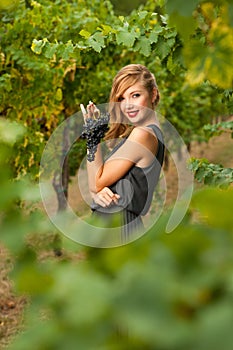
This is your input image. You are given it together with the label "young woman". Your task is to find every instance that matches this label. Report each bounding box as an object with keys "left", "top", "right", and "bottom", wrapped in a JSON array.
[{"left": 81, "top": 64, "right": 164, "bottom": 241}]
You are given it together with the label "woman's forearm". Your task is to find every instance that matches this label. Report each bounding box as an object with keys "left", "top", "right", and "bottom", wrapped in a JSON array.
[{"left": 86, "top": 144, "right": 104, "bottom": 193}]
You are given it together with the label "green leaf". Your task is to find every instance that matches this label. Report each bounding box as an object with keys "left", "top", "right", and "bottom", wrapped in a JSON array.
[
  {"left": 168, "top": 13, "right": 197, "bottom": 41},
  {"left": 87, "top": 32, "right": 105, "bottom": 53},
  {"left": 116, "top": 28, "right": 137, "bottom": 47},
  {"left": 44, "top": 42, "right": 59, "bottom": 59},
  {"left": 148, "top": 27, "right": 163, "bottom": 44},
  {"left": 135, "top": 36, "right": 151, "bottom": 57},
  {"left": 203, "top": 121, "right": 233, "bottom": 138},
  {"left": 61, "top": 40, "right": 74, "bottom": 60},
  {"left": 97, "top": 24, "right": 116, "bottom": 35},
  {"left": 149, "top": 31, "right": 159, "bottom": 44},
  {"left": 55, "top": 87, "right": 63, "bottom": 101},
  {"left": 0, "top": 0, "right": 19, "bottom": 10},
  {"left": 188, "top": 157, "right": 233, "bottom": 188},
  {"left": 156, "top": 37, "right": 175, "bottom": 60},
  {"left": 184, "top": 33, "right": 233, "bottom": 88},
  {"left": 79, "top": 29, "right": 91, "bottom": 39},
  {"left": 160, "top": 14, "right": 168, "bottom": 24},
  {"left": 138, "top": 10, "right": 148, "bottom": 20},
  {"left": 167, "top": 55, "right": 179, "bottom": 74},
  {"left": 31, "top": 38, "right": 48, "bottom": 55},
  {"left": 166, "top": 0, "right": 199, "bottom": 17},
  {"left": 0, "top": 73, "right": 12, "bottom": 92}
]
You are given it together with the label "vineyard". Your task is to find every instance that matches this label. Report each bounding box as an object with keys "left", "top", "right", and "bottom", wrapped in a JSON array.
[{"left": 0, "top": 0, "right": 233, "bottom": 349}]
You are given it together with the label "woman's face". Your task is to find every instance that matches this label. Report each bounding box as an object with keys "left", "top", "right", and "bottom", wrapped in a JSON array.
[{"left": 118, "top": 82, "right": 155, "bottom": 124}]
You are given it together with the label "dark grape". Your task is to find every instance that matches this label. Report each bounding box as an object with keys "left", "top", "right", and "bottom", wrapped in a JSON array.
[{"left": 81, "top": 112, "right": 110, "bottom": 162}]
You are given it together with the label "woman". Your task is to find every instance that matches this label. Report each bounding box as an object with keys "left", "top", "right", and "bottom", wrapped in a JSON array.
[{"left": 81, "top": 64, "right": 164, "bottom": 241}]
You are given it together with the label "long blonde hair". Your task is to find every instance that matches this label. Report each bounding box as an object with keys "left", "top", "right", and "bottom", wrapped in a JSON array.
[{"left": 105, "top": 64, "right": 160, "bottom": 144}]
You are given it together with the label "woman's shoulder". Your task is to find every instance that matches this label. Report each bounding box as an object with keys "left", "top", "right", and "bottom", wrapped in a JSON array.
[
  {"left": 128, "top": 126, "right": 158, "bottom": 155},
  {"left": 129, "top": 125, "right": 158, "bottom": 143}
]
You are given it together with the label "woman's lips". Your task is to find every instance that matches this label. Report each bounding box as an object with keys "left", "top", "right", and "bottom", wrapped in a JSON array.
[{"left": 126, "top": 110, "right": 139, "bottom": 118}]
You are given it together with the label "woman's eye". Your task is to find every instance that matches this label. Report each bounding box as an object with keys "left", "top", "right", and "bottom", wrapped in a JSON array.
[
  {"left": 118, "top": 96, "right": 124, "bottom": 102},
  {"left": 133, "top": 93, "right": 140, "bottom": 98}
]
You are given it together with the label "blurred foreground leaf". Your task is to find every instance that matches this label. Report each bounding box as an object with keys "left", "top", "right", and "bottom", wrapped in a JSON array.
[{"left": 6, "top": 186, "right": 233, "bottom": 350}]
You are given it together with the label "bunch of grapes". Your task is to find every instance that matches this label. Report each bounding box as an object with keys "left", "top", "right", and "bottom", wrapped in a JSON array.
[{"left": 81, "top": 113, "right": 110, "bottom": 161}]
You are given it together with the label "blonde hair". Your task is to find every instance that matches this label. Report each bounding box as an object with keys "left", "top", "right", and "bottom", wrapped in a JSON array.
[{"left": 105, "top": 64, "right": 160, "bottom": 143}]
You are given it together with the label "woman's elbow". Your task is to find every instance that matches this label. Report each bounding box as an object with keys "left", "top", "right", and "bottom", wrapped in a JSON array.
[{"left": 88, "top": 181, "right": 103, "bottom": 194}]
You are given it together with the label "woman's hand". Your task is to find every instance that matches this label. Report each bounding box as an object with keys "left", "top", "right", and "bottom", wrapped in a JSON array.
[
  {"left": 91, "top": 187, "right": 120, "bottom": 208},
  {"left": 80, "top": 101, "right": 100, "bottom": 122},
  {"left": 80, "top": 101, "right": 106, "bottom": 162}
]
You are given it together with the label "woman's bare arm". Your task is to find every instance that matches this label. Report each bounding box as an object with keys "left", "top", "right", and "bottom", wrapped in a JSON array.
[{"left": 87, "top": 126, "right": 158, "bottom": 193}]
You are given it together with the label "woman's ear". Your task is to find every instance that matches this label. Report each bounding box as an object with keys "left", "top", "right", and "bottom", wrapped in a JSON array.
[
  {"left": 152, "top": 87, "right": 160, "bottom": 107},
  {"left": 152, "top": 87, "right": 157, "bottom": 104}
]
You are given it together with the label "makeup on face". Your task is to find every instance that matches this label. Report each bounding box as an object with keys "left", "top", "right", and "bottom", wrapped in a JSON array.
[{"left": 118, "top": 82, "right": 153, "bottom": 122}]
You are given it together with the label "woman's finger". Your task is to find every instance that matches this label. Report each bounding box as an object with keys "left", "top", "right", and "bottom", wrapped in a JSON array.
[
  {"left": 94, "top": 187, "right": 120, "bottom": 207},
  {"left": 103, "top": 187, "right": 120, "bottom": 203},
  {"left": 94, "top": 105, "right": 100, "bottom": 118},
  {"left": 103, "top": 187, "right": 119, "bottom": 198},
  {"left": 80, "top": 104, "right": 87, "bottom": 123},
  {"left": 94, "top": 197, "right": 107, "bottom": 207},
  {"left": 96, "top": 195, "right": 111, "bottom": 207},
  {"left": 87, "top": 101, "right": 95, "bottom": 118},
  {"left": 112, "top": 194, "right": 120, "bottom": 204},
  {"left": 102, "top": 192, "right": 114, "bottom": 202},
  {"left": 99, "top": 193, "right": 113, "bottom": 206}
]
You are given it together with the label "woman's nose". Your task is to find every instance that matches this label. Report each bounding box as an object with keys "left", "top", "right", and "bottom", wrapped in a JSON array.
[{"left": 124, "top": 98, "right": 134, "bottom": 110}]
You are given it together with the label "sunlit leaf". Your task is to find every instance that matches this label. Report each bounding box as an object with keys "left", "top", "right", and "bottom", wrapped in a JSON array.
[
  {"left": 31, "top": 38, "right": 48, "bottom": 55},
  {"left": 79, "top": 29, "right": 91, "bottom": 39},
  {"left": 55, "top": 88, "right": 63, "bottom": 101},
  {"left": 97, "top": 24, "right": 116, "bottom": 35}
]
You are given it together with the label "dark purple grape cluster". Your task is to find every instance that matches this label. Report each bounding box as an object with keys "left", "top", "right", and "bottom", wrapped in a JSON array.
[{"left": 81, "top": 113, "right": 110, "bottom": 162}]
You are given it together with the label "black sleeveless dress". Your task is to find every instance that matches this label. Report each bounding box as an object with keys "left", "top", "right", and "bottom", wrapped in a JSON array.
[{"left": 91, "top": 124, "right": 164, "bottom": 239}]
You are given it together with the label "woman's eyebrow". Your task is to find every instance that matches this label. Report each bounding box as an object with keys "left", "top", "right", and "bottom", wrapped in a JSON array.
[{"left": 123, "top": 90, "right": 142, "bottom": 96}]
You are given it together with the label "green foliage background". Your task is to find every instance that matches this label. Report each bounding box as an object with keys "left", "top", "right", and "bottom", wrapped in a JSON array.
[
  {"left": 1, "top": 0, "right": 232, "bottom": 178},
  {"left": 0, "top": 0, "right": 233, "bottom": 348}
]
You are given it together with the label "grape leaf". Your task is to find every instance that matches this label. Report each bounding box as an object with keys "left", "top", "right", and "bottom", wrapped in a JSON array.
[
  {"left": 87, "top": 32, "right": 105, "bottom": 53},
  {"left": 135, "top": 36, "right": 151, "bottom": 57},
  {"left": 79, "top": 29, "right": 91, "bottom": 39},
  {"left": 31, "top": 38, "right": 47, "bottom": 55},
  {"left": 116, "top": 29, "right": 137, "bottom": 47}
]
